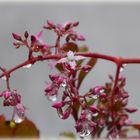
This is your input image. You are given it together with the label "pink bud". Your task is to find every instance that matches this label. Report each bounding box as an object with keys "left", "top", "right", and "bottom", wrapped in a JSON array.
[
  {"left": 82, "top": 65, "right": 92, "bottom": 72},
  {"left": 3, "top": 90, "right": 11, "bottom": 99},
  {"left": 47, "top": 20, "right": 55, "bottom": 28},
  {"left": 92, "top": 86, "right": 104, "bottom": 95},
  {"left": 24, "top": 31, "right": 29, "bottom": 38},
  {"left": 52, "top": 102, "right": 64, "bottom": 109},
  {"left": 122, "top": 92, "right": 129, "bottom": 98},
  {"left": 77, "top": 34, "right": 85, "bottom": 41},
  {"left": 100, "top": 93, "right": 107, "bottom": 98},
  {"left": 12, "top": 33, "right": 22, "bottom": 41},
  {"left": 49, "top": 74, "right": 59, "bottom": 81},
  {"left": 64, "top": 22, "right": 72, "bottom": 30},
  {"left": 62, "top": 108, "right": 71, "bottom": 119},
  {"left": 73, "top": 21, "right": 79, "bottom": 27},
  {"left": 125, "top": 108, "right": 137, "bottom": 113},
  {"left": 89, "top": 106, "right": 99, "bottom": 113},
  {"left": 31, "top": 35, "right": 36, "bottom": 43}
]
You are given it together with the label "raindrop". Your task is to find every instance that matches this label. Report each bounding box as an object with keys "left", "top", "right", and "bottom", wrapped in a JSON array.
[
  {"left": 47, "top": 95, "right": 57, "bottom": 102},
  {"left": 2, "top": 76, "right": 6, "bottom": 80},
  {"left": 99, "top": 89, "right": 104, "bottom": 94},
  {"left": 86, "top": 113, "right": 92, "bottom": 120},
  {"left": 78, "top": 127, "right": 91, "bottom": 137},
  {"left": 23, "top": 64, "right": 32, "bottom": 68},
  {"left": 123, "top": 64, "right": 127, "bottom": 67},
  {"left": 92, "top": 112, "right": 99, "bottom": 117},
  {"left": 60, "top": 81, "right": 67, "bottom": 88},
  {"left": 92, "top": 94, "right": 98, "bottom": 99},
  {"left": 13, "top": 112, "right": 25, "bottom": 124},
  {"left": 120, "top": 64, "right": 127, "bottom": 72},
  {"left": 120, "top": 67, "right": 124, "bottom": 72}
]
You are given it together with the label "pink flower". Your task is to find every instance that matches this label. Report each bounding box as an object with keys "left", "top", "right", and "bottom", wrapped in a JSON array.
[
  {"left": 2, "top": 90, "right": 21, "bottom": 106},
  {"left": 57, "top": 51, "right": 85, "bottom": 69},
  {"left": 31, "top": 31, "right": 48, "bottom": 48}
]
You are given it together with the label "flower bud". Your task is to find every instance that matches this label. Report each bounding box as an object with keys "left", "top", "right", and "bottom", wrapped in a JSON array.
[
  {"left": 12, "top": 33, "right": 22, "bottom": 41},
  {"left": 52, "top": 102, "right": 64, "bottom": 109}
]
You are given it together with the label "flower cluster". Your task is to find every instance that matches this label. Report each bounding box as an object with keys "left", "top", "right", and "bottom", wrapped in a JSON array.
[
  {"left": 0, "top": 90, "right": 25, "bottom": 124},
  {"left": 0, "top": 20, "right": 139, "bottom": 139}
]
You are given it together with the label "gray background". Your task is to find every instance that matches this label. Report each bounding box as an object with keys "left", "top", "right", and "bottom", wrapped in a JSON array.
[{"left": 0, "top": 2, "right": 140, "bottom": 137}]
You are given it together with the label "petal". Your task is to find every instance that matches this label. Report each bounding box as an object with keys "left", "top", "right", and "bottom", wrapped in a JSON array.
[
  {"left": 57, "top": 58, "right": 67, "bottom": 63},
  {"left": 48, "top": 60, "right": 57, "bottom": 69},
  {"left": 52, "top": 102, "right": 64, "bottom": 109},
  {"left": 62, "top": 108, "right": 71, "bottom": 119},
  {"left": 75, "top": 55, "right": 85, "bottom": 61},
  {"left": 69, "top": 61, "right": 76, "bottom": 69},
  {"left": 36, "top": 31, "right": 43, "bottom": 39},
  {"left": 67, "top": 51, "right": 75, "bottom": 61}
]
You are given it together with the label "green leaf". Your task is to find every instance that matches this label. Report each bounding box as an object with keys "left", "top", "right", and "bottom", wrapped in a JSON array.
[
  {"left": 0, "top": 115, "right": 40, "bottom": 138},
  {"left": 77, "top": 58, "right": 97, "bottom": 89},
  {"left": 59, "top": 131, "right": 75, "bottom": 139}
]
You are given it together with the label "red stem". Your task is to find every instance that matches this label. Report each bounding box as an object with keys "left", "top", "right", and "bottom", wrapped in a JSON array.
[{"left": 1, "top": 52, "right": 140, "bottom": 82}]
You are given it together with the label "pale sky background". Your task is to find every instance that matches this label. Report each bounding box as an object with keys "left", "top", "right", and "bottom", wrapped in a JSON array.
[{"left": 0, "top": 1, "right": 140, "bottom": 138}]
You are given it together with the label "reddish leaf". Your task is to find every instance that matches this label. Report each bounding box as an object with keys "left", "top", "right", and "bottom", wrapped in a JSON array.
[
  {"left": 132, "top": 124, "right": 140, "bottom": 131},
  {"left": 0, "top": 115, "right": 39, "bottom": 138},
  {"left": 62, "top": 42, "right": 79, "bottom": 52},
  {"left": 77, "top": 58, "right": 97, "bottom": 89}
]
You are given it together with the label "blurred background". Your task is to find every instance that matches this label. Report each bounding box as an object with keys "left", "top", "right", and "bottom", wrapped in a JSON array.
[{"left": 0, "top": 1, "right": 140, "bottom": 138}]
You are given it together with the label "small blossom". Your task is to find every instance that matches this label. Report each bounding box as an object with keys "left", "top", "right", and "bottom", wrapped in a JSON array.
[
  {"left": 31, "top": 31, "right": 49, "bottom": 53},
  {"left": 44, "top": 82, "right": 58, "bottom": 97},
  {"left": 57, "top": 51, "right": 85, "bottom": 69},
  {"left": 2, "top": 90, "right": 21, "bottom": 106}
]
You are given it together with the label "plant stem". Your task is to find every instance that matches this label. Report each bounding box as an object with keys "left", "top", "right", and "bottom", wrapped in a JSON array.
[{"left": 1, "top": 52, "right": 140, "bottom": 84}]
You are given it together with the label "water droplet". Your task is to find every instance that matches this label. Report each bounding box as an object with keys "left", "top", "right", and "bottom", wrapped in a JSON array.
[
  {"left": 92, "top": 94, "right": 98, "bottom": 99},
  {"left": 120, "top": 64, "right": 127, "bottom": 72},
  {"left": 60, "top": 81, "right": 67, "bottom": 88},
  {"left": 86, "top": 113, "right": 92, "bottom": 120},
  {"left": 23, "top": 64, "right": 32, "bottom": 68},
  {"left": 92, "top": 112, "right": 99, "bottom": 117},
  {"left": 13, "top": 112, "right": 25, "bottom": 124},
  {"left": 57, "top": 108, "right": 63, "bottom": 119},
  {"left": 99, "top": 90, "right": 104, "bottom": 95},
  {"left": 78, "top": 128, "right": 91, "bottom": 137},
  {"left": 47, "top": 95, "right": 57, "bottom": 102},
  {"left": 120, "top": 67, "right": 124, "bottom": 72},
  {"left": 2, "top": 76, "right": 6, "bottom": 80},
  {"left": 123, "top": 64, "right": 127, "bottom": 67}
]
